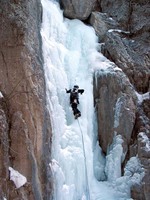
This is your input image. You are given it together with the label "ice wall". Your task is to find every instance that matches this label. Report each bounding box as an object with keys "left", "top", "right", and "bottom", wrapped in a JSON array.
[{"left": 41, "top": 0, "right": 143, "bottom": 199}]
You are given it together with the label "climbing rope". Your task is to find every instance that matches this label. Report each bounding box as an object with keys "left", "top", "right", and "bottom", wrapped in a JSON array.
[{"left": 77, "top": 119, "right": 91, "bottom": 200}]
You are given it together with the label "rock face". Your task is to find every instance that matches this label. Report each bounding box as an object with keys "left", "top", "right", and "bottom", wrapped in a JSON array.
[
  {"left": 0, "top": 0, "right": 52, "bottom": 199},
  {"left": 60, "top": 0, "right": 97, "bottom": 20},
  {"left": 0, "top": 95, "right": 9, "bottom": 199},
  {"left": 103, "top": 31, "right": 149, "bottom": 93},
  {"left": 90, "top": 1, "right": 150, "bottom": 94},
  {"left": 129, "top": 101, "right": 150, "bottom": 200},
  {"left": 94, "top": 68, "right": 137, "bottom": 155},
  {"left": 99, "top": 0, "right": 130, "bottom": 28},
  {"left": 135, "top": 132, "right": 150, "bottom": 200},
  {"left": 90, "top": 12, "right": 119, "bottom": 41},
  {"left": 129, "top": 0, "right": 150, "bottom": 35},
  {"left": 91, "top": 1, "right": 150, "bottom": 199}
]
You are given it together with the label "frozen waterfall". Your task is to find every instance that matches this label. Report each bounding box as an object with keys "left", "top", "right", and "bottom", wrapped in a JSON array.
[{"left": 41, "top": 0, "right": 140, "bottom": 199}]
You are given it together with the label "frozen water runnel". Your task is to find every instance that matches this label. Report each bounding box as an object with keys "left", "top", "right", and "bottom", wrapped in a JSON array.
[{"left": 41, "top": 0, "right": 139, "bottom": 199}]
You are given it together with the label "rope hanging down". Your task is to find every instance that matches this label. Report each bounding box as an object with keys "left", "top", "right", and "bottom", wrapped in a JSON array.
[{"left": 77, "top": 119, "right": 91, "bottom": 200}]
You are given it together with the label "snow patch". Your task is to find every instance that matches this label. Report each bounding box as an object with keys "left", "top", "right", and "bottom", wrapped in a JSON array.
[
  {"left": 108, "top": 29, "right": 130, "bottom": 34},
  {"left": 9, "top": 167, "right": 27, "bottom": 189},
  {"left": 111, "top": 156, "right": 145, "bottom": 198},
  {"left": 139, "top": 132, "right": 150, "bottom": 151},
  {"left": 0, "top": 91, "right": 3, "bottom": 98},
  {"left": 124, "top": 157, "right": 145, "bottom": 181},
  {"left": 114, "top": 66, "right": 122, "bottom": 72},
  {"left": 92, "top": 51, "right": 122, "bottom": 75},
  {"left": 136, "top": 92, "right": 150, "bottom": 104}
]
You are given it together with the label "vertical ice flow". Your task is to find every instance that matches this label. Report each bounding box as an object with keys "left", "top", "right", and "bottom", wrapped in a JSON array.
[{"left": 41, "top": 0, "right": 136, "bottom": 199}]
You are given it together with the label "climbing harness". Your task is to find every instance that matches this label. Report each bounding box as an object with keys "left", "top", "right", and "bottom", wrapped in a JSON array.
[{"left": 77, "top": 119, "right": 91, "bottom": 200}]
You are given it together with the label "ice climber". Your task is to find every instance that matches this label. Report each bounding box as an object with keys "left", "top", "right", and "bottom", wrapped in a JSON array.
[{"left": 66, "top": 85, "right": 84, "bottom": 119}]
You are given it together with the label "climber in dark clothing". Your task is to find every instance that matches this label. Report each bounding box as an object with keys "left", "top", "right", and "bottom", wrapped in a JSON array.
[{"left": 66, "top": 85, "right": 84, "bottom": 119}]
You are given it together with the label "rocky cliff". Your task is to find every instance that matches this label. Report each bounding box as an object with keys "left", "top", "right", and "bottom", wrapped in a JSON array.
[
  {"left": 0, "top": 0, "right": 52, "bottom": 199},
  {"left": 0, "top": 0, "right": 149, "bottom": 199},
  {"left": 61, "top": 0, "right": 150, "bottom": 199}
]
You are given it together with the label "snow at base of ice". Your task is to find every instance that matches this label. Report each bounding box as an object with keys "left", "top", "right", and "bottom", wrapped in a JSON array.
[
  {"left": 9, "top": 167, "right": 27, "bottom": 189},
  {"left": 93, "top": 142, "right": 106, "bottom": 181},
  {"left": 41, "top": 0, "right": 144, "bottom": 199},
  {"left": 105, "top": 135, "right": 123, "bottom": 182},
  {"left": 114, "top": 156, "right": 145, "bottom": 198}
]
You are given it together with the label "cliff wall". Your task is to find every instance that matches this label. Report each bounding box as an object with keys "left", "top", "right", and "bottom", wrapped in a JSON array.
[{"left": 0, "top": 0, "right": 52, "bottom": 199}]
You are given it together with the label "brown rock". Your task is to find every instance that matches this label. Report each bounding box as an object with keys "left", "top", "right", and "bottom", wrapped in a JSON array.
[
  {"left": 129, "top": 0, "right": 150, "bottom": 35},
  {"left": 94, "top": 68, "right": 137, "bottom": 155},
  {"left": 60, "top": 0, "right": 97, "bottom": 20},
  {"left": 87, "top": 1, "right": 150, "bottom": 95},
  {"left": 131, "top": 132, "right": 150, "bottom": 200},
  {"left": 143, "top": 99, "right": 150, "bottom": 119},
  {"left": 0, "top": 0, "right": 52, "bottom": 199},
  {"left": 103, "top": 31, "right": 150, "bottom": 93},
  {"left": 89, "top": 11, "right": 119, "bottom": 41},
  {"left": 99, "top": 0, "right": 130, "bottom": 28},
  {"left": 128, "top": 98, "right": 150, "bottom": 200},
  {"left": 0, "top": 95, "right": 9, "bottom": 199}
]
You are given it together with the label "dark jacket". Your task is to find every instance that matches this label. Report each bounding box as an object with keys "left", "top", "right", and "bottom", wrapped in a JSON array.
[{"left": 66, "top": 88, "right": 84, "bottom": 104}]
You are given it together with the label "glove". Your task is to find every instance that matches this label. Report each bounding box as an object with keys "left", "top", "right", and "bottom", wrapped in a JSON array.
[{"left": 81, "top": 89, "right": 84, "bottom": 94}]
